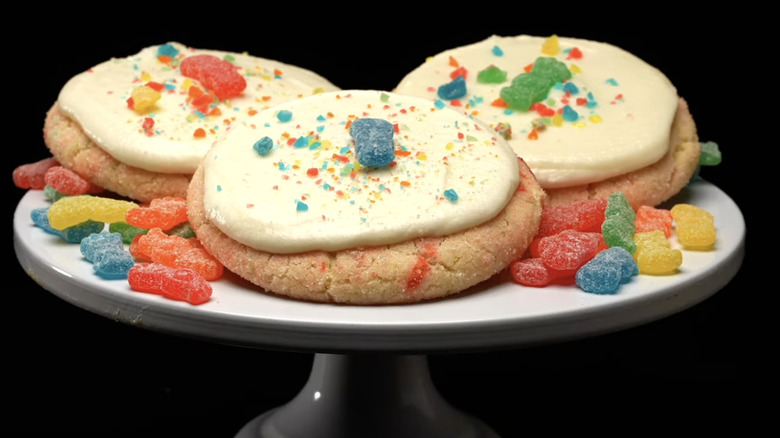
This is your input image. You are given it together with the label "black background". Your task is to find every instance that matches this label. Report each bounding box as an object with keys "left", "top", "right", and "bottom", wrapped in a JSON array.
[{"left": 6, "top": 6, "right": 752, "bottom": 436}]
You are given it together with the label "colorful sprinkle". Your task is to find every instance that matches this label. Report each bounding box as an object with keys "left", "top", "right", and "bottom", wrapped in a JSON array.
[
  {"left": 437, "top": 76, "right": 467, "bottom": 100},
  {"left": 277, "top": 110, "right": 293, "bottom": 122},
  {"left": 444, "top": 189, "right": 458, "bottom": 202},
  {"left": 253, "top": 137, "right": 274, "bottom": 156}
]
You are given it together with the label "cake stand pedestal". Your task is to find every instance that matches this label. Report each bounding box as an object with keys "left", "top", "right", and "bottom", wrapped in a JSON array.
[
  {"left": 236, "top": 353, "right": 498, "bottom": 438},
  {"left": 13, "top": 180, "right": 745, "bottom": 437}
]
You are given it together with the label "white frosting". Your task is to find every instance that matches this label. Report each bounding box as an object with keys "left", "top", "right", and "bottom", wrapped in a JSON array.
[
  {"left": 57, "top": 42, "right": 340, "bottom": 174},
  {"left": 203, "top": 90, "right": 520, "bottom": 254},
  {"left": 394, "top": 35, "right": 679, "bottom": 189}
]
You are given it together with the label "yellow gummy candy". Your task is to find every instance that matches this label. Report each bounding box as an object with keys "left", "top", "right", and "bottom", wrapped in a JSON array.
[
  {"left": 671, "top": 204, "right": 716, "bottom": 249},
  {"left": 131, "top": 85, "right": 161, "bottom": 114},
  {"left": 633, "top": 230, "right": 683, "bottom": 275},
  {"left": 48, "top": 195, "right": 139, "bottom": 230},
  {"left": 542, "top": 35, "right": 560, "bottom": 56}
]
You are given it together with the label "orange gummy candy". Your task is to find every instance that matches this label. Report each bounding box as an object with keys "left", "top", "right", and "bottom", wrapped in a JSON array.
[{"left": 125, "top": 196, "right": 189, "bottom": 231}]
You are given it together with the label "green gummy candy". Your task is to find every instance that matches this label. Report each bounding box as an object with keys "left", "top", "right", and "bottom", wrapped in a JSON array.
[
  {"left": 602, "top": 192, "right": 637, "bottom": 254},
  {"left": 605, "top": 192, "right": 636, "bottom": 223},
  {"left": 500, "top": 56, "right": 571, "bottom": 111},
  {"left": 477, "top": 65, "right": 508, "bottom": 84},
  {"left": 699, "top": 141, "right": 722, "bottom": 166},
  {"left": 109, "top": 222, "right": 148, "bottom": 244},
  {"left": 501, "top": 74, "right": 553, "bottom": 110},
  {"left": 44, "top": 185, "right": 67, "bottom": 202},
  {"left": 166, "top": 222, "right": 197, "bottom": 239},
  {"left": 602, "top": 217, "right": 637, "bottom": 254},
  {"left": 531, "top": 57, "right": 572, "bottom": 84}
]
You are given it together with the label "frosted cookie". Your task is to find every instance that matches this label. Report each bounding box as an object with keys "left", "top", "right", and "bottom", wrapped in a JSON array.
[
  {"left": 43, "top": 42, "right": 340, "bottom": 203},
  {"left": 187, "top": 90, "right": 545, "bottom": 305},
  {"left": 394, "top": 34, "right": 701, "bottom": 208}
]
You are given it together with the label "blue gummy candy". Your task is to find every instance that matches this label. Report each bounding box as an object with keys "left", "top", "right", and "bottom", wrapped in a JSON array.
[
  {"left": 350, "top": 118, "right": 395, "bottom": 167},
  {"left": 59, "top": 220, "right": 105, "bottom": 244},
  {"left": 31, "top": 207, "right": 61, "bottom": 236},
  {"left": 599, "top": 246, "right": 639, "bottom": 279},
  {"left": 437, "top": 75, "right": 467, "bottom": 100},
  {"left": 80, "top": 232, "right": 125, "bottom": 263},
  {"left": 93, "top": 248, "right": 135, "bottom": 280},
  {"left": 575, "top": 247, "right": 638, "bottom": 295}
]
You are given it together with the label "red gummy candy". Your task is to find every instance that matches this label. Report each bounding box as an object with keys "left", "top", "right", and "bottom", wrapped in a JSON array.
[
  {"left": 44, "top": 166, "right": 103, "bottom": 195},
  {"left": 180, "top": 54, "right": 246, "bottom": 100},
  {"left": 13, "top": 157, "right": 60, "bottom": 190},
  {"left": 537, "top": 198, "right": 607, "bottom": 237},
  {"left": 509, "top": 257, "right": 577, "bottom": 287},
  {"left": 538, "top": 229, "right": 606, "bottom": 271},
  {"left": 125, "top": 196, "right": 189, "bottom": 230},
  {"left": 128, "top": 263, "right": 212, "bottom": 305},
  {"left": 635, "top": 205, "right": 673, "bottom": 238}
]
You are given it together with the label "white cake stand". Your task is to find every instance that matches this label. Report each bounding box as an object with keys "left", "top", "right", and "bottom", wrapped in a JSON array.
[{"left": 14, "top": 180, "right": 745, "bottom": 438}]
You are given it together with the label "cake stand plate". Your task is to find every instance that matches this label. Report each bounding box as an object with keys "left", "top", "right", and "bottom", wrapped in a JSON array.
[{"left": 14, "top": 180, "right": 745, "bottom": 437}]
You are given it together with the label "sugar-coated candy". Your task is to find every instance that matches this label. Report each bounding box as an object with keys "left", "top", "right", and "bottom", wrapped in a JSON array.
[
  {"left": 131, "top": 228, "right": 190, "bottom": 264},
  {"left": 537, "top": 198, "right": 607, "bottom": 237},
  {"left": 127, "top": 263, "right": 212, "bottom": 305},
  {"left": 537, "top": 229, "right": 606, "bottom": 271},
  {"left": 131, "top": 228, "right": 223, "bottom": 280},
  {"left": 44, "top": 185, "right": 67, "bottom": 202},
  {"left": 165, "top": 222, "right": 196, "bottom": 239},
  {"left": 44, "top": 166, "right": 102, "bottom": 196},
  {"left": 500, "top": 57, "right": 571, "bottom": 110},
  {"left": 81, "top": 232, "right": 134, "bottom": 279},
  {"left": 530, "top": 57, "right": 572, "bottom": 84},
  {"left": 108, "top": 222, "right": 148, "bottom": 244},
  {"left": 634, "top": 205, "right": 673, "bottom": 238},
  {"left": 125, "top": 196, "right": 188, "bottom": 231},
  {"left": 31, "top": 207, "right": 60, "bottom": 236},
  {"left": 438, "top": 75, "right": 468, "bottom": 100},
  {"left": 670, "top": 204, "right": 716, "bottom": 249},
  {"left": 48, "top": 195, "right": 138, "bottom": 230},
  {"left": 180, "top": 54, "right": 247, "bottom": 100},
  {"left": 602, "top": 191, "right": 636, "bottom": 253},
  {"left": 80, "top": 231, "right": 124, "bottom": 263},
  {"left": 13, "top": 157, "right": 60, "bottom": 190},
  {"left": 575, "top": 247, "right": 638, "bottom": 295},
  {"left": 350, "top": 118, "right": 396, "bottom": 168},
  {"left": 509, "top": 257, "right": 576, "bottom": 287},
  {"left": 32, "top": 206, "right": 105, "bottom": 242},
  {"left": 699, "top": 141, "right": 722, "bottom": 166},
  {"left": 633, "top": 230, "right": 683, "bottom": 275},
  {"left": 59, "top": 220, "right": 105, "bottom": 244},
  {"left": 92, "top": 249, "right": 135, "bottom": 280}
]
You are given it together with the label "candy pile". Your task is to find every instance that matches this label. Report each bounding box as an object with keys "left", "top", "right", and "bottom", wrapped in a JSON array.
[
  {"left": 14, "top": 157, "right": 222, "bottom": 305},
  {"left": 15, "top": 142, "right": 720, "bottom": 301},
  {"left": 510, "top": 191, "right": 717, "bottom": 294}
]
